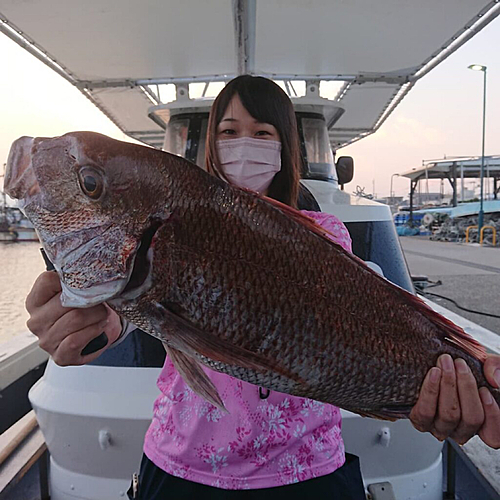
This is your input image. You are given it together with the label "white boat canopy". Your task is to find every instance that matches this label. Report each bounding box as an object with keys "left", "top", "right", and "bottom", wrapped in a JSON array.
[{"left": 1, "top": 1, "right": 499, "bottom": 150}]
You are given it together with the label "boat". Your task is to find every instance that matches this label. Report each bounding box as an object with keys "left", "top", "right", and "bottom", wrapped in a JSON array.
[
  {"left": 7, "top": 208, "right": 39, "bottom": 242},
  {"left": 0, "top": 222, "right": 17, "bottom": 242},
  {"left": 10, "top": 220, "right": 39, "bottom": 242},
  {"left": 0, "top": 191, "right": 18, "bottom": 242},
  {"left": 0, "top": 197, "right": 39, "bottom": 243},
  {"left": 1, "top": 2, "right": 500, "bottom": 499}
]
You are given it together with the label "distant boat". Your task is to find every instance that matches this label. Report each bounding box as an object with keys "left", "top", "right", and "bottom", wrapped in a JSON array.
[
  {"left": 0, "top": 203, "right": 39, "bottom": 242},
  {"left": 0, "top": 197, "right": 18, "bottom": 241},
  {"left": 10, "top": 217, "right": 39, "bottom": 242},
  {"left": 0, "top": 223, "right": 17, "bottom": 242}
]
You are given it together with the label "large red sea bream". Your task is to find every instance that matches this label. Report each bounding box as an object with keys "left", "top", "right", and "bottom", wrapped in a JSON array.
[{"left": 4, "top": 132, "right": 499, "bottom": 416}]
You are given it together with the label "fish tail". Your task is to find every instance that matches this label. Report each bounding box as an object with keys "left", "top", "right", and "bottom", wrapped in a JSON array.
[
  {"left": 436, "top": 317, "right": 487, "bottom": 363},
  {"left": 397, "top": 287, "right": 487, "bottom": 363}
]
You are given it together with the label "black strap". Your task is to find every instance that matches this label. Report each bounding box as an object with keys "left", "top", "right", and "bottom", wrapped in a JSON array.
[
  {"left": 297, "top": 184, "right": 321, "bottom": 211},
  {"left": 259, "top": 387, "right": 271, "bottom": 399}
]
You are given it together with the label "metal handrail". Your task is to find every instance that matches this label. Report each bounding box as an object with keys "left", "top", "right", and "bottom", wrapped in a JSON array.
[{"left": 480, "top": 225, "right": 497, "bottom": 246}]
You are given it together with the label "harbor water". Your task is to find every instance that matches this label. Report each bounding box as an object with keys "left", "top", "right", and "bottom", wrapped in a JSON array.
[{"left": 0, "top": 242, "right": 44, "bottom": 346}]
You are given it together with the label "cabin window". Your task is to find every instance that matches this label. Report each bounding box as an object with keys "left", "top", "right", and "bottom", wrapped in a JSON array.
[
  {"left": 163, "top": 114, "right": 209, "bottom": 167},
  {"left": 195, "top": 118, "right": 209, "bottom": 169},
  {"left": 163, "top": 118, "right": 189, "bottom": 157},
  {"left": 300, "top": 116, "right": 336, "bottom": 181}
]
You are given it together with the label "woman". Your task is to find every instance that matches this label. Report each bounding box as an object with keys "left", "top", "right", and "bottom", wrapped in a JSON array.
[{"left": 26, "top": 76, "right": 500, "bottom": 498}]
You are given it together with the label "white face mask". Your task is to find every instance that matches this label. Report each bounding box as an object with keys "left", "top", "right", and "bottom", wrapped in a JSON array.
[{"left": 216, "top": 137, "right": 282, "bottom": 193}]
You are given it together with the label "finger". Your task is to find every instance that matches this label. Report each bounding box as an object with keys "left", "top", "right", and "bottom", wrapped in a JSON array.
[
  {"left": 26, "top": 272, "right": 62, "bottom": 313},
  {"left": 52, "top": 318, "right": 109, "bottom": 366},
  {"left": 52, "top": 305, "right": 108, "bottom": 342},
  {"left": 410, "top": 367, "right": 442, "bottom": 432},
  {"left": 483, "top": 355, "right": 500, "bottom": 389},
  {"left": 433, "top": 354, "right": 461, "bottom": 440},
  {"left": 478, "top": 388, "right": 500, "bottom": 449},
  {"left": 449, "top": 359, "right": 484, "bottom": 445},
  {"left": 27, "top": 291, "right": 68, "bottom": 339},
  {"left": 40, "top": 305, "right": 109, "bottom": 353}
]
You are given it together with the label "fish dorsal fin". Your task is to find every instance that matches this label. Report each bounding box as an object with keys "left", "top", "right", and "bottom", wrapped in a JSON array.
[
  {"left": 155, "top": 302, "right": 289, "bottom": 380},
  {"left": 261, "top": 195, "right": 340, "bottom": 244},
  {"left": 165, "top": 345, "right": 227, "bottom": 412}
]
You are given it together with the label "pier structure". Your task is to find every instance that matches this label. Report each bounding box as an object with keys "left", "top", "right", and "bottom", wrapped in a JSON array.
[{"left": 400, "top": 156, "right": 500, "bottom": 222}]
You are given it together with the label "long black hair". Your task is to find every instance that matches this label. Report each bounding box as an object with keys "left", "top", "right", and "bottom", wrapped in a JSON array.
[{"left": 205, "top": 75, "right": 301, "bottom": 208}]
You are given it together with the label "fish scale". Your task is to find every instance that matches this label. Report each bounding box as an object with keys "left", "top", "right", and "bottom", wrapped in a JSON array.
[
  {"left": 4, "top": 131, "right": 499, "bottom": 420},
  {"left": 155, "top": 209, "right": 426, "bottom": 408}
]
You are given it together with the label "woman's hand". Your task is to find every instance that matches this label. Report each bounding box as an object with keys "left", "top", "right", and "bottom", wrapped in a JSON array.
[
  {"left": 26, "top": 271, "right": 122, "bottom": 366},
  {"left": 410, "top": 354, "right": 500, "bottom": 448}
]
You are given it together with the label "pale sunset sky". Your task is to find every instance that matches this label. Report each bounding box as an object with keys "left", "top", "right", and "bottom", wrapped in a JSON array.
[{"left": 1, "top": 16, "right": 499, "bottom": 200}]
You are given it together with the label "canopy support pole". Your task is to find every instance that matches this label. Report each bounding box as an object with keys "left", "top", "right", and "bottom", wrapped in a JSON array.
[{"left": 232, "top": 0, "right": 256, "bottom": 75}]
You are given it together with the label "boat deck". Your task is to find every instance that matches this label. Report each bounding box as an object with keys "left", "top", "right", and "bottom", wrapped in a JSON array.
[{"left": 1, "top": 458, "right": 44, "bottom": 500}]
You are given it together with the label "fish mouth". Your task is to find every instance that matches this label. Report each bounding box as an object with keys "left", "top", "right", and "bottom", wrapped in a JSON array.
[
  {"left": 61, "top": 278, "right": 128, "bottom": 308},
  {"left": 121, "top": 219, "right": 163, "bottom": 297},
  {"left": 4, "top": 136, "right": 39, "bottom": 205},
  {"left": 60, "top": 220, "right": 163, "bottom": 308}
]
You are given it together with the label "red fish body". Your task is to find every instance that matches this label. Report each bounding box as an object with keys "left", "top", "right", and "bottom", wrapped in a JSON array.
[{"left": 5, "top": 132, "right": 498, "bottom": 418}]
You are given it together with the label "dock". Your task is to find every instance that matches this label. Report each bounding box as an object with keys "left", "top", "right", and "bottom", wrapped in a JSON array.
[{"left": 400, "top": 236, "right": 500, "bottom": 335}]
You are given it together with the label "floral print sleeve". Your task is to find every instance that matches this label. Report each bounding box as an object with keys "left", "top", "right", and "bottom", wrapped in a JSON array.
[
  {"left": 301, "top": 210, "right": 352, "bottom": 253},
  {"left": 143, "top": 212, "right": 352, "bottom": 490}
]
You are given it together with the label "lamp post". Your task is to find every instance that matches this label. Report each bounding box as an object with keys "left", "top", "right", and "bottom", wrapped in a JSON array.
[
  {"left": 468, "top": 64, "right": 487, "bottom": 235},
  {"left": 390, "top": 173, "right": 400, "bottom": 205}
]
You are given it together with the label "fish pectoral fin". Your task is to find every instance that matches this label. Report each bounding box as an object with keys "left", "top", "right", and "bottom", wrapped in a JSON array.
[
  {"left": 165, "top": 345, "right": 227, "bottom": 413},
  {"left": 156, "top": 302, "right": 286, "bottom": 379}
]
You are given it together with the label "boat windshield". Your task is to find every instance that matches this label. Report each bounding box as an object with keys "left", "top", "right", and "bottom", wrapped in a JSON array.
[
  {"left": 163, "top": 114, "right": 209, "bottom": 168},
  {"left": 299, "top": 114, "right": 336, "bottom": 182},
  {"left": 163, "top": 112, "right": 336, "bottom": 182},
  {"left": 163, "top": 117, "right": 189, "bottom": 159}
]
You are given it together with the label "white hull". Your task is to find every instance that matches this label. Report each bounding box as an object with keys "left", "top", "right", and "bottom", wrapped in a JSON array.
[
  {"left": 29, "top": 362, "right": 159, "bottom": 500},
  {"left": 30, "top": 360, "right": 443, "bottom": 500}
]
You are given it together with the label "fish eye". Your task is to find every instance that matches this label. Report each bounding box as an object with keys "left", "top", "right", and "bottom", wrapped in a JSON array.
[{"left": 78, "top": 167, "right": 104, "bottom": 199}]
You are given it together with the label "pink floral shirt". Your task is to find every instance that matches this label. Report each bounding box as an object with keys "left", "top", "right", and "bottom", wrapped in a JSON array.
[{"left": 144, "top": 212, "right": 352, "bottom": 490}]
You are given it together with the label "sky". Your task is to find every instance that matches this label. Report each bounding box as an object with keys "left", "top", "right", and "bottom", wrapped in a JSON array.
[{"left": 1, "top": 15, "right": 499, "bottom": 200}]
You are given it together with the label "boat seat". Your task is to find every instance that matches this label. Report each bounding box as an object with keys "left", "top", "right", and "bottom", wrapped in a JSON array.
[
  {"left": 298, "top": 184, "right": 321, "bottom": 212},
  {"left": 0, "top": 410, "right": 49, "bottom": 499}
]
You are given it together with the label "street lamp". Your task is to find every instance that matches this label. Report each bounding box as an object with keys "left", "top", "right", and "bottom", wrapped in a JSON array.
[
  {"left": 468, "top": 64, "right": 487, "bottom": 235},
  {"left": 390, "top": 173, "right": 400, "bottom": 204}
]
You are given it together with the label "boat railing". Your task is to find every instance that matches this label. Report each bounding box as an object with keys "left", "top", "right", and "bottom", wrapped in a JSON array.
[
  {"left": 0, "top": 410, "right": 49, "bottom": 499},
  {"left": 445, "top": 439, "right": 500, "bottom": 500}
]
